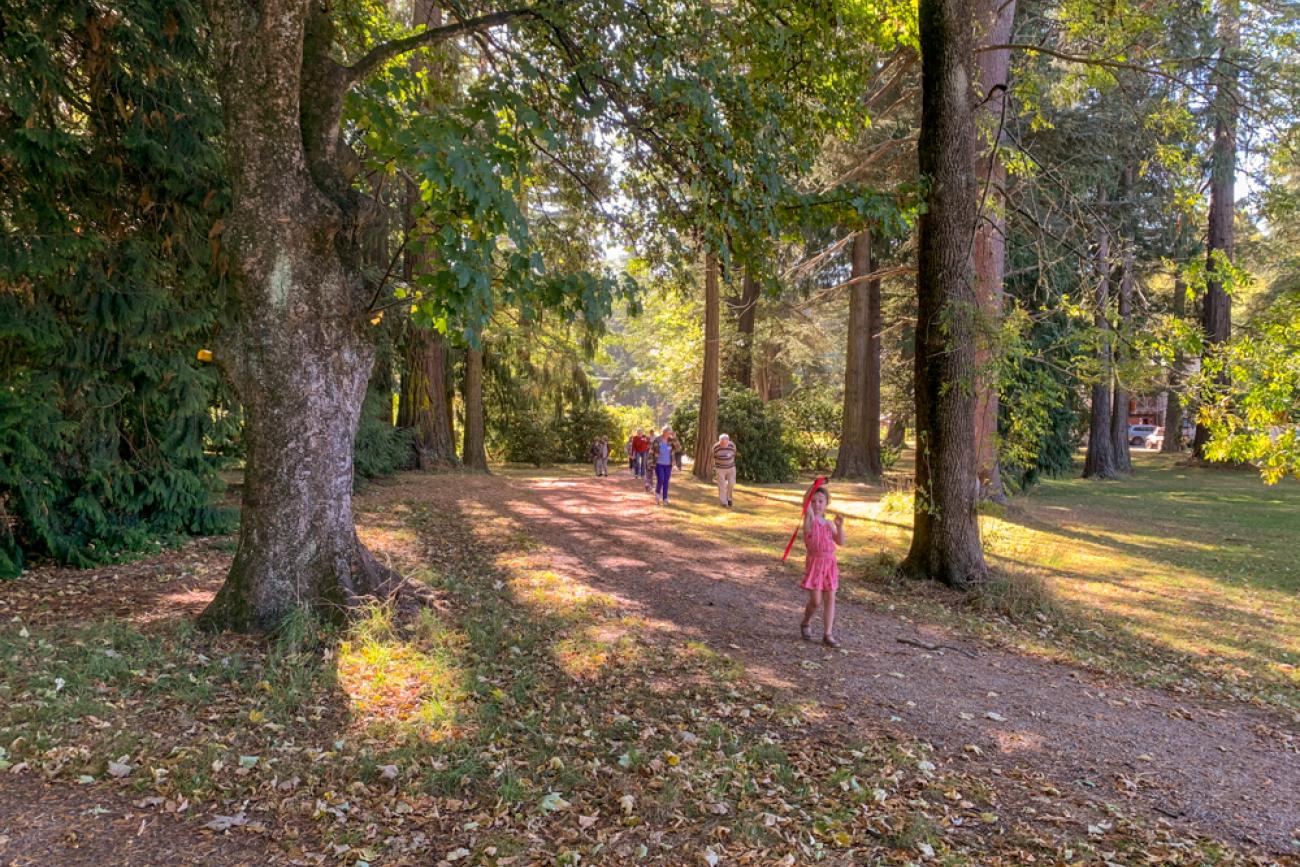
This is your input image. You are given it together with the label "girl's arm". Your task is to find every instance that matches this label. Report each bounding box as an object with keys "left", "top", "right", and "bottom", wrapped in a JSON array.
[{"left": 833, "top": 514, "right": 845, "bottom": 545}]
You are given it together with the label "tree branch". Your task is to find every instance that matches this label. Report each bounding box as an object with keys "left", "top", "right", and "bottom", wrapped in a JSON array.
[
  {"left": 346, "top": 8, "right": 540, "bottom": 85},
  {"left": 974, "top": 43, "right": 1211, "bottom": 96}
]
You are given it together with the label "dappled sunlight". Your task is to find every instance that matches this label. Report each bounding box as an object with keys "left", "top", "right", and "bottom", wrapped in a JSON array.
[
  {"left": 552, "top": 620, "right": 646, "bottom": 681},
  {"left": 389, "top": 460, "right": 1300, "bottom": 711},
  {"left": 533, "top": 457, "right": 1300, "bottom": 708},
  {"left": 990, "top": 729, "right": 1048, "bottom": 756},
  {"left": 335, "top": 606, "right": 471, "bottom": 743}
]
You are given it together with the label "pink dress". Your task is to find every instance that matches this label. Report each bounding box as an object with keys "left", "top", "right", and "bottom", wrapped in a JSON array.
[{"left": 801, "top": 517, "right": 839, "bottom": 591}]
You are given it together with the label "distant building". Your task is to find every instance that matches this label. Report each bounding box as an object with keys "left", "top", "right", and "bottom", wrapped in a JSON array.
[{"left": 1129, "top": 393, "right": 1164, "bottom": 426}]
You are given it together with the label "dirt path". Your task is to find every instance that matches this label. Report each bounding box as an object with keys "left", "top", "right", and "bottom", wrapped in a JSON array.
[
  {"left": 0, "top": 775, "right": 277, "bottom": 866},
  {"left": 401, "top": 469, "right": 1300, "bottom": 855}
]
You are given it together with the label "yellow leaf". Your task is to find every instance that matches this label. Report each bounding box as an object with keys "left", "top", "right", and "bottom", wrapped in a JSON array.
[
  {"left": 196, "top": 349, "right": 213, "bottom": 363},
  {"left": 248, "top": 709, "right": 266, "bottom": 724}
]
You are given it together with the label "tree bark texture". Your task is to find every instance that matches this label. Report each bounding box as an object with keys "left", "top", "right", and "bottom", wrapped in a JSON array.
[
  {"left": 199, "top": 1, "right": 396, "bottom": 631},
  {"left": 1082, "top": 187, "right": 1119, "bottom": 480},
  {"left": 694, "top": 250, "right": 721, "bottom": 481},
  {"left": 1162, "top": 271, "right": 1187, "bottom": 452},
  {"left": 971, "top": 0, "right": 1016, "bottom": 503},
  {"left": 833, "top": 229, "right": 882, "bottom": 479},
  {"left": 900, "top": 0, "right": 988, "bottom": 589},
  {"left": 885, "top": 416, "right": 907, "bottom": 450},
  {"left": 399, "top": 328, "right": 456, "bottom": 468},
  {"left": 1193, "top": 0, "right": 1239, "bottom": 459},
  {"left": 462, "top": 346, "right": 489, "bottom": 471},
  {"left": 727, "top": 268, "right": 760, "bottom": 388}
]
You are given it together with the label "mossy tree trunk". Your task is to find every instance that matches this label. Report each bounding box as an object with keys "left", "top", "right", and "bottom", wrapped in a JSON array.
[
  {"left": 198, "top": 2, "right": 516, "bottom": 631},
  {"left": 198, "top": 3, "right": 394, "bottom": 631}
]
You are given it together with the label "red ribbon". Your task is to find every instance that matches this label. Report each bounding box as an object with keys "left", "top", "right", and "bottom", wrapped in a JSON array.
[{"left": 782, "top": 476, "right": 827, "bottom": 561}]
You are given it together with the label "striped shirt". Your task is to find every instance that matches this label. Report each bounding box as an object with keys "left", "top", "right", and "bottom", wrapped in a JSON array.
[{"left": 712, "top": 443, "right": 737, "bottom": 469}]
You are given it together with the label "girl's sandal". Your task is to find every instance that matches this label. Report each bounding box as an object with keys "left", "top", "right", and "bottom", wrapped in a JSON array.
[
  {"left": 800, "top": 623, "right": 813, "bottom": 642},
  {"left": 822, "top": 635, "right": 841, "bottom": 648}
]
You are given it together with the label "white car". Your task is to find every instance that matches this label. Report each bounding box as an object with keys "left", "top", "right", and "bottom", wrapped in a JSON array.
[{"left": 1128, "top": 424, "right": 1162, "bottom": 448}]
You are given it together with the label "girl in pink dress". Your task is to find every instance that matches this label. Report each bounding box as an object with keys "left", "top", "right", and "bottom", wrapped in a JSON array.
[{"left": 800, "top": 487, "right": 845, "bottom": 646}]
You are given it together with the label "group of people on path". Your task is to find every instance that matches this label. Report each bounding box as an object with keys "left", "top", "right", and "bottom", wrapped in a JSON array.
[
  {"left": 623, "top": 427, "right": 682, "bottom": 504},
  {"left": 592, "top": 425, "right": 844, "bottom": 646}
]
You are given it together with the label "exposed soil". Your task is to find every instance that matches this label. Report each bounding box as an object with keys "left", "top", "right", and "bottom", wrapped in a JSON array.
[
  {"left": 380, "top": 468, "right": 1299, "bottom": 856},
  {"left": 0, "top": 538, "right": 233, "bottom": 629}
]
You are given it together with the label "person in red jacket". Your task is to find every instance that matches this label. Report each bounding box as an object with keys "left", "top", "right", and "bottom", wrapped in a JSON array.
[{"left": 631, "top": 429, "right": 650, "bottom": 480}]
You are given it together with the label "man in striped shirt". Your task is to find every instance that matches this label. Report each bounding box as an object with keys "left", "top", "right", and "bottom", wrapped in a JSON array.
[{"left": 712, "top": 433, "right": 738, "bottom": 507}]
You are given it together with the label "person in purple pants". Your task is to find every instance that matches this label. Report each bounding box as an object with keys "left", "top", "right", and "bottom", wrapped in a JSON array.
[{"left": 651, "top": 426, "right": 680, "bottom": 505}]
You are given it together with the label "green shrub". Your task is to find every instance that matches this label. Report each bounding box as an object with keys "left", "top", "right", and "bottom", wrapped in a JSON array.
[
  {"left": 671, "top": 387, "right": 794, "bottom": 483},
  {"left": 558, "top": 404, "right": 623, "bottom": 463},
  {"left": 774, "top": 387, "right": 842, "bottom": 472},
  {"left": 0, "top": 2, "right": 236, "bottom": 571},
  {"left": 496, "top": 408, "right": 557, "bottom": 465},
  {"left": 354, "top": 388, "right": 416, "bottom": 481},
  {"left": 493, "top": 403, "right": 621, "bottom": 465},
  {"left": 608, "top": 403, "right": 657, "bottom": 444}
]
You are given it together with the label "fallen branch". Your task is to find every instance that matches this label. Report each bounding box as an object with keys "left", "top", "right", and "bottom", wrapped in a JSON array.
[{"left": 896, "top": 636, "right": 978, "bottom": 659}]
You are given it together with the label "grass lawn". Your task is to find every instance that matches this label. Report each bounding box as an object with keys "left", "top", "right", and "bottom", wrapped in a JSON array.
[{"left": 634, "top": 451, "right": 1300, "bottom": 712}]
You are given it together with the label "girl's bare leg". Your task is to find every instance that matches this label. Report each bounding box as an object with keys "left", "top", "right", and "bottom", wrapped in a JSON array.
[
  {"left": 801, "top": 591, "right": 818, "bottom": 627},
  {"left": 823, "top": 589, "right": 837, "bottom": 638}
]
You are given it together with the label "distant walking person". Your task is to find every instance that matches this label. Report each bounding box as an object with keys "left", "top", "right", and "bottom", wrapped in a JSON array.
[
  {"left": 651, "top": 426, "right": 680, "bottom": 505},
  {"left": 591, "top": 437, "right": 610, "bottom": 476},
  {"left": 632, "top": 428, "right": 650, "bottom": 480},
  {"left": 712, "top": 433, "right": 738, "bottom": 507},
  {"left": 625, "top": 434, "right": 635, "bottom": 472}
]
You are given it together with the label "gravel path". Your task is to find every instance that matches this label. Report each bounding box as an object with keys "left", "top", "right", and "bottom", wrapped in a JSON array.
[{"left": 404, "top": 469, "right": 1299, "bottom": 855}]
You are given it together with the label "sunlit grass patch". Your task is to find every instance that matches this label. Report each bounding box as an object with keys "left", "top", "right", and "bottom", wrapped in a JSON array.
[
  {"left": 336, "top": 602, "right": 469, "bottom": 741},
  {"left": 552, "top": 624, "right": 642, "bottom": 681}
]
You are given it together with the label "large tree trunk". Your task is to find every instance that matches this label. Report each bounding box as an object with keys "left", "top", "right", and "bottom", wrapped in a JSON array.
[
  {"left": 900, "top": 0, "right": 987, "bottom": 589},
  {"left": 199, "top": 2, "right": 396, "bottom": 631},
  {"left": 833, "top": 229, "right": 882, "bottom": 479},
  {"left": 461, "top": 346, "right": 489, "bottom": 471},
  {"left": 694, "top": 249, "right": 721, "bottom": 481},
  {"left": 885, "top": 416, "right": 907, "bottom": 450},
  {"left": 1082, "top": 186, "right": 1119, "bottom": 480},
  {"left": 1109, "top": 167, "right": 1135, "bottom": 472},
  {"left": 1110, "top": 250, "right": 1134, "bottom": 472},
  {"left": 1162, "top": 270, "right": 1188, "bottom": 452},
  {"left": 396, "top": 0, "right": 456, "bottom": 469},
  {"left": 399, "top": 329, "right": 456, "bottom": 468},
  {"left": 1193, "top": 0, "right": 1239, "bottom": 459},
  {"left": 727, "top": 268, "right": 760, "bottom": 388},
  {"left": 971, "top": 0, "right": 1016, "bottom": 503}
]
